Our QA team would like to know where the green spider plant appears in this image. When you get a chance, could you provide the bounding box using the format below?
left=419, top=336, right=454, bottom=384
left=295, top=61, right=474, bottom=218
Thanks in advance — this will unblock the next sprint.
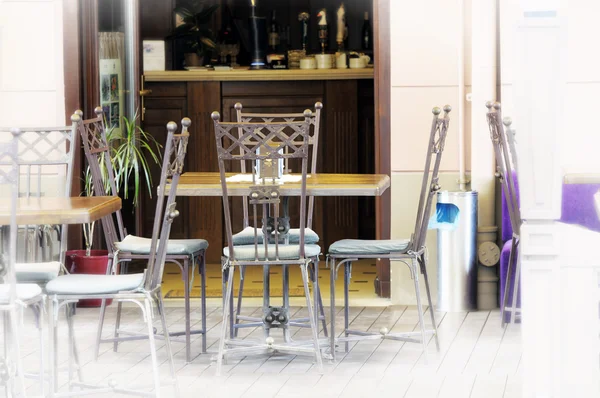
left=81, top=112, right=162, bottom=253
left=112, top=113, right=162, bottom=208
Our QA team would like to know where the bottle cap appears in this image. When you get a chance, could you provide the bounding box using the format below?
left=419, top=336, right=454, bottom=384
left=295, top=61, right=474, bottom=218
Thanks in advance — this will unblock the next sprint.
left=364, top=11, right=369, bottom=20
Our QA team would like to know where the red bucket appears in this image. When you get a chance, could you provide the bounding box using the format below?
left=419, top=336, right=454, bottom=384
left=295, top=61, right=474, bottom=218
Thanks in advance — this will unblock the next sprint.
left=65, top=250, right=113, bottom=308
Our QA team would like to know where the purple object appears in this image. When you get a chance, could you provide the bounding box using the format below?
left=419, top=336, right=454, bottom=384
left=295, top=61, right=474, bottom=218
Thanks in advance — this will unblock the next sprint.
left=499, top=178, right=600, bottom=321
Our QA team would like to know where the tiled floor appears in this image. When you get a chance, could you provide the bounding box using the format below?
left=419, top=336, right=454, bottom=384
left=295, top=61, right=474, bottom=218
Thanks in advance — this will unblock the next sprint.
left=13, top=303, right=522, bottom=397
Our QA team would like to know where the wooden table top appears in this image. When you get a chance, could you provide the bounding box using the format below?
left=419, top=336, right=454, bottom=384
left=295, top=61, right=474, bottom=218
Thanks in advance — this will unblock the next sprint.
left=172, top=172, right=391, bottom=197
left=0, top=196, right=122, bottom=225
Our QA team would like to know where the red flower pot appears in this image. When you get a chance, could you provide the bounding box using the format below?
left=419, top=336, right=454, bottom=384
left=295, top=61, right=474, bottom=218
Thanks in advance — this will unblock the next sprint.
left=65, top=250, right=113, bottom=308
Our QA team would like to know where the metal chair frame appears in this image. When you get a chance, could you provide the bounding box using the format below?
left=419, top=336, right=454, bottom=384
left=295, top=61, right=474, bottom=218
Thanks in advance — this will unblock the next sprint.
left=327, top=106, right=452, bottom=359
left=232, top=102, right=327, bottom=339
left=0, top=130, right=46, bottom=397
left=212, top=111, right=324, bottom=376
left=78, top=108, right=206, bottom=363
left=0, top=121, right=77, bottom=266
left=486, top=101, right=522, bottom=326
left=46, top=120, right=189, bottom=397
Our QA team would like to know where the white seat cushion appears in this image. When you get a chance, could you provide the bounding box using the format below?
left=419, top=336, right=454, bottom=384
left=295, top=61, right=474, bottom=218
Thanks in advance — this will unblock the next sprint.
left=45, top=273, right=144, bottom=295
left=223, top=244, right=321, bottom=261
left=15, top=261, right=61, bottom=283
left=231, top=227, right=320, bottom=245
left=328, top=239, right=411, bottom=255
left=114, top=235, right=208, bottom=255
left=0, top=284, right=42, bottom=304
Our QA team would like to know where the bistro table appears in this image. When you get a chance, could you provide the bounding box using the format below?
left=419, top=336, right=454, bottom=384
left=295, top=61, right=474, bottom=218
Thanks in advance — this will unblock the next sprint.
left=171, top=172, right=390, bottom=197
left=0, top=196, right=122, bottom=225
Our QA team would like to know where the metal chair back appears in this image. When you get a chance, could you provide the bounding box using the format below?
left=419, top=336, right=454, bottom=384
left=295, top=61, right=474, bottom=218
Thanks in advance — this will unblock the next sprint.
left=234, top=102, right=322, bottom=229
left=1, top=119, right=77, bottom=263
left=0, top=130, right=22, bottom=304
left=144, top=119, right=190, bottom=291
left=212, top=111, right=312, bottom=263
left=486, top=102, right=521, bottom=236
left=77, top=108, right=127, bottom=252
left=411, top=106, right=452, bottom=253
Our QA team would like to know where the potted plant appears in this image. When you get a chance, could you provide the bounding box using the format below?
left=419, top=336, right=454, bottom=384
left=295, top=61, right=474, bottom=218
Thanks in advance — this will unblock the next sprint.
left=170, top=2, right=219, bottom=67
left=68, top=112, right=161, bottom=307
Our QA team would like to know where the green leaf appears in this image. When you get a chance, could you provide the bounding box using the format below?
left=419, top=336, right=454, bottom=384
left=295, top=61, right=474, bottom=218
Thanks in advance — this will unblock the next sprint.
left=173, top=6, right=194, bottom=19
left=194, top=4, right=219, bottom=24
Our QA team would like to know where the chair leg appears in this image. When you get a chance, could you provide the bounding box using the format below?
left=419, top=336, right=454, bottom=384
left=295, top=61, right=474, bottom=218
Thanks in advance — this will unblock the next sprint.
left=183, top=257, right=191, bottom=363
left=143, top=298, right=162, bottom=397
left=509, top=238, right=521, bottom=325
left=412, top=257, right=428, bottom=359
left=501, top=237, right=517, bottom=327
left=312, top=261, right=328, bottom=337
left=8, top=307, right=27, bottom=398
left=329, top=257, right=337, bottom=361
left=420, top=255, right=440, bottom=352
left=300, top=262, right=323, bottom=372
left=217, top=264, right=234, bottom=376
left=262, top=264, right=271, bottom=339
left=200, top=253, right=207, bottom=353
left=234, top=265, right=246, bottom=338
left=343, top=262, right=350, bottom=353
left=282, top=264, right=292, bottom=343
left=156, top=292, right=180, bottom=398
left=36, top=302, right=45, bottom=396
left=113, top=301, right=123, bottom=352
left=95, top=298, right=108, bottom=360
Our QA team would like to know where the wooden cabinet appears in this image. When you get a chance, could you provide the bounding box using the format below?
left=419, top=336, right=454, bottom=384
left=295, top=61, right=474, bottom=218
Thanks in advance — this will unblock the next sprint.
left=143, top=78, right=374, bottom=264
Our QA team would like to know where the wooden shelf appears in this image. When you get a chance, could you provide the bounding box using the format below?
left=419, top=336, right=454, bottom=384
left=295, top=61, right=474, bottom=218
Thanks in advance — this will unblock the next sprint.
left=144, top=67, right=374, bottom=82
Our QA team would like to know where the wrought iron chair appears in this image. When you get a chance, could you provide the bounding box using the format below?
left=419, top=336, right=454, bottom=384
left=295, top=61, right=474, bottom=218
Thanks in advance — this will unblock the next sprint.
left=0, top=120, right=78, bottom=284
left=327, top=105, right=451, bottom=359
left=45, top=119, right=189, bottom=397
left=212, top=111, right=324, bottom=375
left=486, top=101, right=521, bottom=326
left=230, top=102, right=327, bottom=338
left=0, top=129, right=46, bottom=396
left=78, top=108, right=207, bottom=362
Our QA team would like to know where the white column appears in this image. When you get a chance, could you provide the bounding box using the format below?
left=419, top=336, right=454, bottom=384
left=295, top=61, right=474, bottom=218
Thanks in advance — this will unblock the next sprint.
left=512, top=2, right=569, bottom=396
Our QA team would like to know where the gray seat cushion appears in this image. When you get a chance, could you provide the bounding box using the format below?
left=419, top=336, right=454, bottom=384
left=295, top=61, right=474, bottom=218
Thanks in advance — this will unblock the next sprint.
left=223, top=244, right=321, bottom=261
left=0, top=284, right=42, bottom=303
left=114, top=235, right=208, bottom=255
left=15, top=261, right=61, bottom=283
left=328, top=239, right=411, bottom=255
left=45, top=273, right=144, bottom=295
left=231, top=227, right=320, bottom=245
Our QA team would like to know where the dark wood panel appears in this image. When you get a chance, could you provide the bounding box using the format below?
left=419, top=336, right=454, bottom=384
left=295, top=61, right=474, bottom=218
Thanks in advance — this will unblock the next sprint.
left=222, top=81, right=323, bottom=97
left=141, top=98, right=188, bottom=240
left=64, top=0, right=82, bottom=251
left=323, top=80, right=359, bottom=246
left=146, top=82, right=187, bottom=97
left=187, top=82, right=223, bottom=263
left=141, top=0, right=175, bottom=39
left=358, top=79, right=375, bottom=240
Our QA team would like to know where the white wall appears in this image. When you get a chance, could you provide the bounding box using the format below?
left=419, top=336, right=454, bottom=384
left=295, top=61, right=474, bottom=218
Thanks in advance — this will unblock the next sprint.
left=389, top=0, right=498, bottom=305
left=501, top=0, right=600, bottom=175
left=0, top=0, right=65, bottom=128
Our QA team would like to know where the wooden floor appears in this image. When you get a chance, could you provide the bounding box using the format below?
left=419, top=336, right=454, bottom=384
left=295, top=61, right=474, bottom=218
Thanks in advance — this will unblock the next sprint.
left=14, top=304, right=522, bottom=397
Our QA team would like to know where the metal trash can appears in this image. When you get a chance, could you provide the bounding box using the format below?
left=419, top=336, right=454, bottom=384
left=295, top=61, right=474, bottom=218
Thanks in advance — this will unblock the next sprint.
left=436, top=191, right=478, bottom=312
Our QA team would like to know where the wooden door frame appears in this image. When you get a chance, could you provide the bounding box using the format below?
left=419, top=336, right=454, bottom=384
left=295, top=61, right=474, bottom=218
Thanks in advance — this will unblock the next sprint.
left=64, top=0, right=83, bottom=251
left=374, top=0, right=391, bottom=298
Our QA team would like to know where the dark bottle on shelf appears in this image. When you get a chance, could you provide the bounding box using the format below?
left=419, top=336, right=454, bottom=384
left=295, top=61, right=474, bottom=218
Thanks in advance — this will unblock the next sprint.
left=362, top=11, right=372, bottom=50
left=269, top=10, right=280, bottom=52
